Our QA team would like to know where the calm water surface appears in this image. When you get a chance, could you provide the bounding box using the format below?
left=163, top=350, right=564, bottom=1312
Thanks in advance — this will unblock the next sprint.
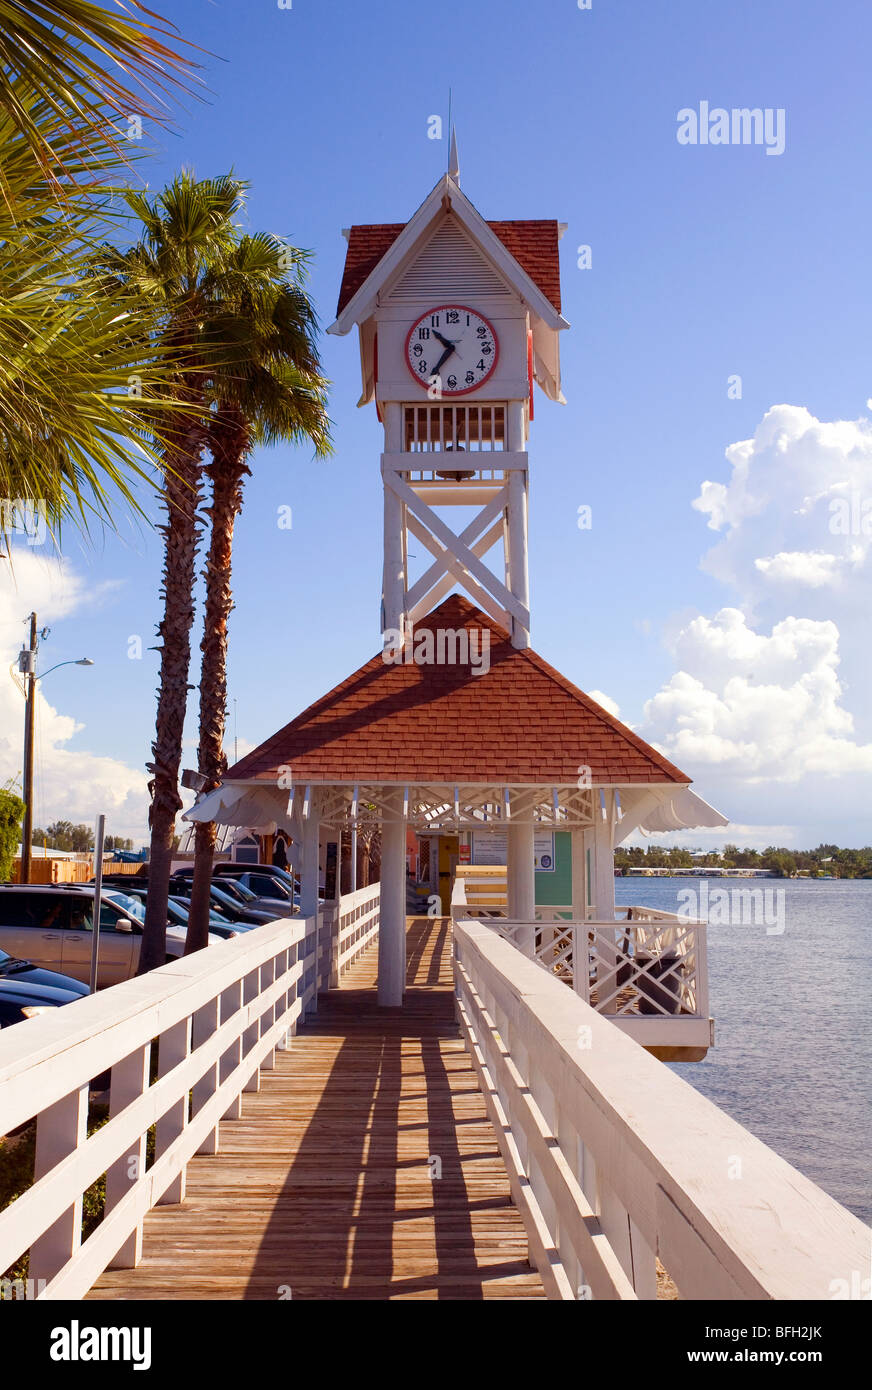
left=616, top=877, right=871, bottom=1224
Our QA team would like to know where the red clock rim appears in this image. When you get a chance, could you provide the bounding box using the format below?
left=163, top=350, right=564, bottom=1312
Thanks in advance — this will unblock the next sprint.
left=403, top=304, right=500, bottom=397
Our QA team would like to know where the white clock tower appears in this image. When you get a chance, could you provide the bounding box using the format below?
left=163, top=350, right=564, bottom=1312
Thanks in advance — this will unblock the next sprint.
left=329, top=139, right=568, bottom=649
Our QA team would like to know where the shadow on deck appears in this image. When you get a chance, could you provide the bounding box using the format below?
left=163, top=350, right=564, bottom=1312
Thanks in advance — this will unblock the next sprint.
left=88, top=917, right=544, bottom=1301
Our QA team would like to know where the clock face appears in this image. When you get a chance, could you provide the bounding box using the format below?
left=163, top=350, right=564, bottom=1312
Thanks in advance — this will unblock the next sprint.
left=405, top=305, right=499, bottom=396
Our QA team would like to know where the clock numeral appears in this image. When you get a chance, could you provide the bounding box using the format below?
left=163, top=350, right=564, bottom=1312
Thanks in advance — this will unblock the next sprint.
left=418, top=360, right=429, bottom=374
left=447, top=374, right=457, bottom=389
left=430, top=314, right=440, bottom=327
left=465, top=371, right=475, bottom=385
left=446, top=310, right=459, bottom=324
left=476, top=360, right=486, bottom=371
left=466, top=314, right=470, bottom=325
left=418, top=328, right=430, bottom=340
left=412, top=343, right=423, bottom=357
left=476, top=326, right=486, bottom=336
left=481, top=343, right=492, bottom=354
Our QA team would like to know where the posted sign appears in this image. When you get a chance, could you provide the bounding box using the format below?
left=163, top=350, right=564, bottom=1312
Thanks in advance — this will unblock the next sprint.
left=473, top=829, right=555, bottom=872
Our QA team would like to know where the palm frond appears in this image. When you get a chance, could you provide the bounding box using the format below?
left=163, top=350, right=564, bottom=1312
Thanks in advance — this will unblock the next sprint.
left=0, top=0, right=204, bottom=185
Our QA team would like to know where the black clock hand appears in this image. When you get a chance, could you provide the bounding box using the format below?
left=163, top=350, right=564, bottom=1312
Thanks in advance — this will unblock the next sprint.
left=432, top=330, right=453, bottom=349
left=433, top=343, right=456, bottom=373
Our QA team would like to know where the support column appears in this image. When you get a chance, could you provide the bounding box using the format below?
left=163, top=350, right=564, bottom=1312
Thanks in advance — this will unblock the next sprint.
left=506, top=401, right=530, bottom=650
left=592, top=792, right=619, bottom=1015
left=382, top=403, right=405, bottom=637
left=350, top=824, right=358, bottom=892
left=378, top=787, right=406, bottom=1007
left=571, top=828, right=587, bottom=922
left=507, top=790, right=535, bottom=956
left=592, top=794, right=616, bottom=920
left=300, top=794, right=320, bottom=1009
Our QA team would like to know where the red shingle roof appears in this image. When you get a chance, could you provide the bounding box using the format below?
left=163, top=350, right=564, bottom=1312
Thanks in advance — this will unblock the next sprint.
left=228, top=597, right=688, bottom=787
left=337, top=220, right=562, bottom=316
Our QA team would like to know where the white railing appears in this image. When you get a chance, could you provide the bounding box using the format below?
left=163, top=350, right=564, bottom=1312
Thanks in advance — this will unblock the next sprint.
left=0, top=886, right=380, bottom=1300
left=453, top=919, right=870, bottom=1300
left=452, top=880, right=710, bottom=1053
left=327, top=882, right=380, bottom=986
left=404, top=402, right=506, bottom=452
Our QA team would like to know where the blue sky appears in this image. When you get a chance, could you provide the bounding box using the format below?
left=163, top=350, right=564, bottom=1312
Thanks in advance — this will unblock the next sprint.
left=2, top=0, right=871, bottom=847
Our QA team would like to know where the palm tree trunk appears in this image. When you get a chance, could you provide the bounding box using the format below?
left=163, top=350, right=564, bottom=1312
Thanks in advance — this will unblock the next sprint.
left=187, top=424, right=247, bottom=951
left=139, top=431, right=203, bottom=973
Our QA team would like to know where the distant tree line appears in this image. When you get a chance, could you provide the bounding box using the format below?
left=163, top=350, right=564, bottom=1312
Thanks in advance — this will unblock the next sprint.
left=31, top=822, right=134, bottom=854
left=615, top=843, right=872, bottom=878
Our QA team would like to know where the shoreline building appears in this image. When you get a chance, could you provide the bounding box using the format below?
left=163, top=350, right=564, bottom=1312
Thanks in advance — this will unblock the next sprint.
left=187, top=145, right=728, bottom=1030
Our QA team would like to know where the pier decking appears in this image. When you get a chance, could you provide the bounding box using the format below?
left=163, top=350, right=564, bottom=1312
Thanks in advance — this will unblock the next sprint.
left=87, top=918, right=545, bottom=1301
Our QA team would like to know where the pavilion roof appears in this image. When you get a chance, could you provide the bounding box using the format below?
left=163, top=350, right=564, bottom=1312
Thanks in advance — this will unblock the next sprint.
left=336, top=219, right=563, bottom=317
left=227, top=596, right=689, bottom=788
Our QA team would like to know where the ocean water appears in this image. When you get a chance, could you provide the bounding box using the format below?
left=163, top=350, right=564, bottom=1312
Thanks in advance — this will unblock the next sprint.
left=616, top=876, right=871, bottom=1225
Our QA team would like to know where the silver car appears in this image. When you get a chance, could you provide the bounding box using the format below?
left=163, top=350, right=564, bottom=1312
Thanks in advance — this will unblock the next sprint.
left=0, top=886, right=223, bottom=988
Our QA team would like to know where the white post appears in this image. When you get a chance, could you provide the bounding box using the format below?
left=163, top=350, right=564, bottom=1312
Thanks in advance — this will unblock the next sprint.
left=300, top=798, right=320, bottom=1010
left=592, top=792, right=619, bottom=1014
left=350, top=824, right=358, bottom=892
left=571, top=827, right=586, bottom=920
left=28, top=1085, right=89, bottom=1285
left=155, top=1017, right=191, bottom=1204
left=570, top=826, right=588, bottom=997
left=378, top=786, right=406, bottom=1007
left=507, top=790, right=535, bottom=955
left=592, top=793, right=616, bottom=920
left=105, top=1042, right=151, bottom=1267
left=506, top=401, right=530, bottom=650
left=382, top=403, right=405, bottom=636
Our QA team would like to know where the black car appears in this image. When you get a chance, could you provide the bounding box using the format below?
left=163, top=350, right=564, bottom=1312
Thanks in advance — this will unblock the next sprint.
left=168, top=877, right=277, bottom=926
left=211, top=864, right=300, bottom=903
left=0, top=947, right=88, bottom=1027
left=171, top=869, right=296, bottom=917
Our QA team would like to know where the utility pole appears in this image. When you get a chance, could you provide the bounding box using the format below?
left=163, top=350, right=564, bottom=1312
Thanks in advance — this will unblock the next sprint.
left=19, top=612, right=38, bottom=885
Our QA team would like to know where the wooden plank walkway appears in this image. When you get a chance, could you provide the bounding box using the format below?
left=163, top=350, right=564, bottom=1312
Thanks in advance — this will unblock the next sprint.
left=88, top=917, right=545, bottom=1300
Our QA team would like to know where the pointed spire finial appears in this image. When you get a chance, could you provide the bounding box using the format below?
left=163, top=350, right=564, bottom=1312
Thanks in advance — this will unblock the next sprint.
left=448, top=125, right=460, bottom=183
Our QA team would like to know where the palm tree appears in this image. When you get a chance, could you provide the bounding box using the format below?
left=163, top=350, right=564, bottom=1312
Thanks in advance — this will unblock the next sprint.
left=0, top=0, right=199, bottom=186
left=0, top=0, right=202, bottom=546
left=0, top=84, right=192, bottom=549
left=98, top=174, right=247, bottom=971
left=185, top=236, right=331, bottom=950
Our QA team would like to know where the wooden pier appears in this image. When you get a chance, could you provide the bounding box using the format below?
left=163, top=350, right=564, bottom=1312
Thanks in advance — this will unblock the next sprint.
left=87, top=919, right=544, bottom=1301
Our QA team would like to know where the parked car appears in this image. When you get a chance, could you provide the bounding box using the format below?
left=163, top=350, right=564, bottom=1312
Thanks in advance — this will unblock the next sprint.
left=0, top=885, right=223, bottom=987
left=211, top=863, right=301, bottom=905
left=119, top=884, right=238, bottom=932
left=210, top=863, right=329, bottom=905
left=168, top=877, right=281, bottom=926
left=0, top=947, right=88, bottom=1027
left=168, top=896, right=260, bottom=939
left=171, top=868, right=296, bottom=917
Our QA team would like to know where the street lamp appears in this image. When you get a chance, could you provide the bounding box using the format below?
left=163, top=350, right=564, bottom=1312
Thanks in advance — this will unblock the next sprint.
left=18, top=612, right=94, bottom=884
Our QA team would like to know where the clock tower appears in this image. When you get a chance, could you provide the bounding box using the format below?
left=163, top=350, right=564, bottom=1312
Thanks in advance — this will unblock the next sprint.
left=329, top=140, right=568, bottom=650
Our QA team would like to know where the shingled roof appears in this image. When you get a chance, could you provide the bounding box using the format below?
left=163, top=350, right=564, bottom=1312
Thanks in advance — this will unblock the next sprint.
left=337, top=220, right=562, bottom=317
left=228, top=596, right=688, bottom=787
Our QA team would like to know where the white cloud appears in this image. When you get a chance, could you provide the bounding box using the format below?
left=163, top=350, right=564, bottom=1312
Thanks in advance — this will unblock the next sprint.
left=692, top=404, right=872, bottom=602
left=625, top=824, right=799, bottom=851
left=753, top=549, right=850, bottom=588
left=642, top=606, right=872, bottom=782
left=588, top=688, right=621, bottom=719
left=0, top=551, right=150, bottom=841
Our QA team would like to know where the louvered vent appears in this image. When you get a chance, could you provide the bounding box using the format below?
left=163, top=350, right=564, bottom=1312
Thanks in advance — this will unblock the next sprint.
left=387, top=221, right=512, bottom=302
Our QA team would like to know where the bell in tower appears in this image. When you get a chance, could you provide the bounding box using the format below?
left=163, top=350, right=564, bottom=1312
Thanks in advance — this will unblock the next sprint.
left=328, top=134, right=569, bottom=650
